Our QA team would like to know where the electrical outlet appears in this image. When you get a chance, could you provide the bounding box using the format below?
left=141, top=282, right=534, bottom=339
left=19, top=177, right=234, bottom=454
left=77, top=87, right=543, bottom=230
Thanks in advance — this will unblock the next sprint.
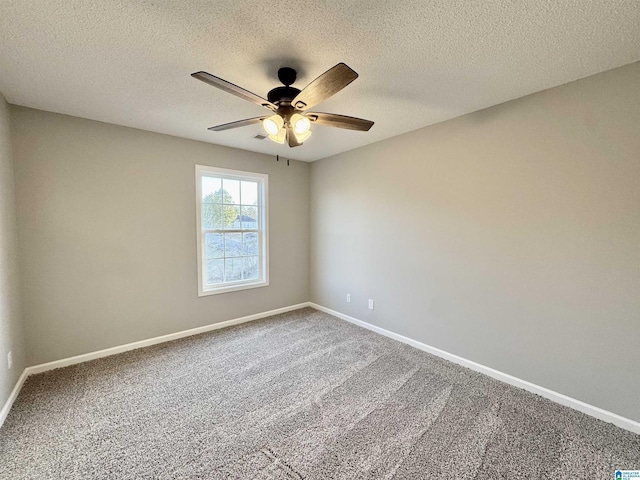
left=368, top=299, right=374, bottom=310
left=346, top=293, right=351, bottom=303
left=7, top=351, right=12, bottom=370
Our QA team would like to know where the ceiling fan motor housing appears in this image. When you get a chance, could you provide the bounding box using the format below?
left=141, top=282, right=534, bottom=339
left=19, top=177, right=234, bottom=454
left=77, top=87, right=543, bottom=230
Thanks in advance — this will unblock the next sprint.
left=267, top=86, right=301, bottom=105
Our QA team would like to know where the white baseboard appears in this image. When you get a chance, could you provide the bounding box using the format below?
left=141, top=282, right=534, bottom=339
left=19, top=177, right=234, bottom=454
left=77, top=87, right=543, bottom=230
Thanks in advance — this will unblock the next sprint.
left=310, top=303, right=640, bottom=435
left=0, top=302, right=310, bottom=429
left=0, top=369, right=29, bottom=429
left=26, top=302, right=311, bottom=376
left=4, top=301, right=638, bottom=436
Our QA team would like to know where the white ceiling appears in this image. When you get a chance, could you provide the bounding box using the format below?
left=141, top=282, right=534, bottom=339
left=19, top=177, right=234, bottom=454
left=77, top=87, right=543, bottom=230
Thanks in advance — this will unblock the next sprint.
left=1, top=1, right=639, bottom=162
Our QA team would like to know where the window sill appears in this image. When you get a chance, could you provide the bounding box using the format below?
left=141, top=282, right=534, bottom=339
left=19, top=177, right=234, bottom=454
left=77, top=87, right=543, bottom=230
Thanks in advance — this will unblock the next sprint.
left=198, top=280, right=269, bottom=297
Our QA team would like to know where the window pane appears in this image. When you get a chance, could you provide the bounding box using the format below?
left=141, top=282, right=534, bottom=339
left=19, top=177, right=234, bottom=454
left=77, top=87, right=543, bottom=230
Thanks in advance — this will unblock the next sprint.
left=241, top=181, right=258, bottom=206
left=225, top=257, right=243, bottom=282
left=241, top=205, right=258, bottom=229
left=205, top=259, right=224, bottom=285
left=224, top=232, right=243, bottom=257
left=222, top=179, right=240, bottom=205
left=243, top=232, right=258, bottom=255
left=224, top=206, right=240, bottom=229
left=207, top=188, right=228, bottom=205
left=243, top=256, right=259, bottom=280
left=205, top=233, right=224, bottom=259
left=202, top=204, right=225, bottom=229
left=202, top=177, right=221, bottom=201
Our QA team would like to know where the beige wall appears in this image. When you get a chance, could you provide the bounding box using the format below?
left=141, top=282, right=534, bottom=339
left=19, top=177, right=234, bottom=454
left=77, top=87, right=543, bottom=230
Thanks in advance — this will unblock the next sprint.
left=0, top=93, right=25, bottom=408
left=310, top=63, right=640, bottom=421
left=6, top=63, right=639, bottom=423
left=11, top=107, right=310, bottom=365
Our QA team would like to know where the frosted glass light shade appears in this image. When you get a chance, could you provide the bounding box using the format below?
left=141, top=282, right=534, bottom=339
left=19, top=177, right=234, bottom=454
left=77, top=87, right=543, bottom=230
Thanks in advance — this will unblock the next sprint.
left=291, top=113, right=311, bottom=135
left=293, top=129, right=311, bottom=143
left=269, top=128, right=286, bottom=144
left=263, top=115, right=284, bottom=135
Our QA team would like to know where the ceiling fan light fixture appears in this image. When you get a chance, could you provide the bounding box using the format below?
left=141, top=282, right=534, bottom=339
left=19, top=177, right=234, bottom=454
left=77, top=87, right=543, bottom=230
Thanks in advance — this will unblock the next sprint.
left=263, top=115, right=283, bottom=136
left=293, top=129, right=311, bottom=143
left=291, top=113, right=311, bottom=135
left=269, top=128, right=286, bottom=144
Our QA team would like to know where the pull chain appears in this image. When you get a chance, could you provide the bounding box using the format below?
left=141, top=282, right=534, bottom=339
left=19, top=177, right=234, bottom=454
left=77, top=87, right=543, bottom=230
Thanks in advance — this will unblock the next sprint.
left=276, top=154, right=290, bottom=166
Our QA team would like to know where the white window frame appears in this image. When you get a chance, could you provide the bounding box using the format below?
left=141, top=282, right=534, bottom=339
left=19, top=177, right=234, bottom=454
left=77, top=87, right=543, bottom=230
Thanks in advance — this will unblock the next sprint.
left=195, top=165, right=269, bottom=296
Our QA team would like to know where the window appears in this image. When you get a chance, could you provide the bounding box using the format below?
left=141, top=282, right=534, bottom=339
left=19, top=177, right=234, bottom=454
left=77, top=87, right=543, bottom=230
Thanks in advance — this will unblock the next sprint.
left=195, top=165, right=268, bottom=296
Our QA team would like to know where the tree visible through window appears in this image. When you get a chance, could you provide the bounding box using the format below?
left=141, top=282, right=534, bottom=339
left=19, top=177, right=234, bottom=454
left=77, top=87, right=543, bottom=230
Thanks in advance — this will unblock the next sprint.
left=196, top=165, right=268, bottom=295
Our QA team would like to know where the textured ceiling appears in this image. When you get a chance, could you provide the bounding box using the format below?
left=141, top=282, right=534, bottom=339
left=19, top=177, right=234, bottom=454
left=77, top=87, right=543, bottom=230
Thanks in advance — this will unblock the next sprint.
left=1, top=1, right=639, bottom=161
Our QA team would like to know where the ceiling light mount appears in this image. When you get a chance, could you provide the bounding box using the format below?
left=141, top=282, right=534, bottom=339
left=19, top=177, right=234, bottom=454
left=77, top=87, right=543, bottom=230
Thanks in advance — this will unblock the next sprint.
left=277, top=67, right=297, bottom=87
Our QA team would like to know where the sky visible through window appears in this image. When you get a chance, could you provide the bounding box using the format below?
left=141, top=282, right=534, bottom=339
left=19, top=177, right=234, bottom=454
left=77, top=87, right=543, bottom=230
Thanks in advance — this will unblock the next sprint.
left=201, top=176, right=258, bottom=206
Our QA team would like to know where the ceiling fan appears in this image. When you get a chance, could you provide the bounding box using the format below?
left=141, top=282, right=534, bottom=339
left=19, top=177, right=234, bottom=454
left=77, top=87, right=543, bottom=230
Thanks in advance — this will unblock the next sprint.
left=191, top=63, right=374, bottom=147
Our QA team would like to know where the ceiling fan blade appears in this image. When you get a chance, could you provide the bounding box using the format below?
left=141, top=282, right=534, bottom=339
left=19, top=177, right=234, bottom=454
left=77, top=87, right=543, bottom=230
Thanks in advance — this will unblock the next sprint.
left=207, top=117, right=265, bottom=131
left=287, top=125, right=302, bottom=147
left=291, top=63, right=358, bottom=111
left=307, top=112, right=374, bottom=131
left=192, top=71, right=277, bottom=111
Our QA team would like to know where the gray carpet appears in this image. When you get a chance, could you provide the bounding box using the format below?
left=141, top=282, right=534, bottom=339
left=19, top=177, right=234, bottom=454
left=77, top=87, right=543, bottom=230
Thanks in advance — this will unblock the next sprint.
left=1, top=307, right=638, bottom=479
